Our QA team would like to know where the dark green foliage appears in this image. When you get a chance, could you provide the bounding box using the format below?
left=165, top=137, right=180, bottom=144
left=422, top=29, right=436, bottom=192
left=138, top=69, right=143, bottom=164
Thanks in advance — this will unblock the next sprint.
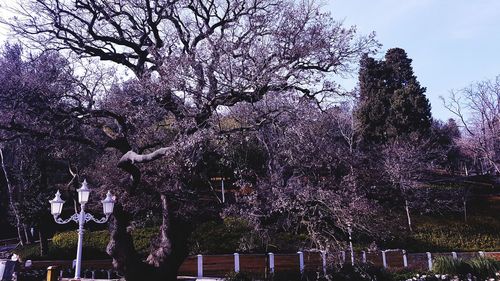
left=386, top=215, right=500, bottom=252
left=187, top=217, right=255, bottom=254
left=188, top=218, right=310, bottom=254
left=224, top=271, right=254, bottom=281
left=432, top=256, right=471, bottom=276
left=389, top=269, right=425, bottom=281
left=329, top=264, right=394, bottom=281
left=267, top=232, right=309, bottom=253
left=430, top=119, right=463, bottom=172
left=467, top=257, right=500, bottom=279
left=432, top=256, right=500, bottom=279
left=223, top=265, right=395, bottom=281
left=356, top=48, right=432, bottom=144
left=14, top=227, right=158, bottom=260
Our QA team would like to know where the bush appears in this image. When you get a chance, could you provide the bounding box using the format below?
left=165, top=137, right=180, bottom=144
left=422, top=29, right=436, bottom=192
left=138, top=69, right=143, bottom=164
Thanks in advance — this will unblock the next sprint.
left=388, top=215, right=500, bottom=252
left=389, top=268, right=423, bottom=281
left=15, top=227, right=158, bottom=260
left=188, top=218, right=255, bottom=254
left=224, top=271, right=254, bottom=281
left=432, top=256, right=500, bottom=280
left=223, top=265, right=396, bottom=281
left=432, top=256, right=470, bottom=276
left=52, top=230, right=109, bottom=251
left=330, top=264, right=394, bottom=281
left=129, top=227, right=158, bottom=255
left=467, top=257, right=500, bottom=279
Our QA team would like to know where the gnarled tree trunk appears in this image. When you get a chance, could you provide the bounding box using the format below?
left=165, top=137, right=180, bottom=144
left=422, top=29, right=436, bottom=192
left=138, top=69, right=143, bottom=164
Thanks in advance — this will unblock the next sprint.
left=107, top=194, right=190, bottom=281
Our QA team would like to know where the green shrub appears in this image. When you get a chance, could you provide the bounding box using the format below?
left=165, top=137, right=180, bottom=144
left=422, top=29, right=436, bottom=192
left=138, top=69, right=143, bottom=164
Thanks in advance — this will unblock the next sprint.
left=15, top=227, right=158, bottom=260
left=52, top=230, right=109, bottom=250
left=224, top=271, right=254, bottom=281
left=432, top=256, right=470, bottom=276
left=432, top=256, right=500, bottom=279
left=389, top=268, right=423, bottom=281
left=388, top=215, right=500, bottom=252
left=467, top=257, right=500, bottom=279
left=267, top=233, right=309, bottom=253
left=131, top=227, right=158, bottom=255
left=188, top=218, right=254, bottom=254
left=328, top=264, right=394, bottom=281
left=13, top=243, right=43, bottom=260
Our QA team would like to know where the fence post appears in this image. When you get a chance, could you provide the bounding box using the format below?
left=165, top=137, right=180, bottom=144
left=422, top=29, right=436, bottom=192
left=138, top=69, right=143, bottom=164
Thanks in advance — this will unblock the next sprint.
left=402, top=250, right=408, bottom=267
left=382, top=250, right=387, bottom=268
left=197, top=254, right=203, bottom=277
left=234, top=253, right=240, bottom=273
left=297, top=251, right=304, bottom=273
left=426, top=252, right=432, bottom=271
left=451, top=252, right=457, bottom=260
left=268, top=253, right=275, bottom=274
left=478, top=251, right=485, bottom=257
left=362, top=251, right=366, bottom=263
left=47, top=266, right=58, bottom=281
left=321, top=251, right=326, bottom=275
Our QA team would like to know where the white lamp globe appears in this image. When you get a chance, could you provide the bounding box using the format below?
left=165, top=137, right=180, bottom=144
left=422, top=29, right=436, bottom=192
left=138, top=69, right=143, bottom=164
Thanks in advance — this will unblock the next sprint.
left=77, top=179, right=91, bottom=204
left=49, top=190, right=65, bottom=216
left=101, top=191, right=115, bottom=216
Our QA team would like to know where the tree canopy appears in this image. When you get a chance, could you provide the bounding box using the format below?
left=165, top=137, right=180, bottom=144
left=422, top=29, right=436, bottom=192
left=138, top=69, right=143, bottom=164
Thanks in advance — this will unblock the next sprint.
left=356, top=48, right=432, bottom=144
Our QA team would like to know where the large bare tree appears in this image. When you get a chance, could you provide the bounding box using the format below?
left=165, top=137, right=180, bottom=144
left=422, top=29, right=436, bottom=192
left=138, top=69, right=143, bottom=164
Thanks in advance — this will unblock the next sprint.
left=219, top=95, right=389, bottom=254
left=1, top=0, right=377, bottom=279
left=442, top=76, right=500, bottom=175
left=382, top=139, right=434, bottom=232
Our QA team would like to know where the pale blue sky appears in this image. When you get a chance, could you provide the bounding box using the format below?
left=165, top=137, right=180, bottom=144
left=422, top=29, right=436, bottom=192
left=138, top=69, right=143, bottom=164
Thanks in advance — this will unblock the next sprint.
left=328, top=0, right=500, bottom=120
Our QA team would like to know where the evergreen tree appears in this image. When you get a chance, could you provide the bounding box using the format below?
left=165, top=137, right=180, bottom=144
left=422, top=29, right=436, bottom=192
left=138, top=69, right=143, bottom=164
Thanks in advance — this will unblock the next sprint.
left=356, top=48, right=432, bottom=144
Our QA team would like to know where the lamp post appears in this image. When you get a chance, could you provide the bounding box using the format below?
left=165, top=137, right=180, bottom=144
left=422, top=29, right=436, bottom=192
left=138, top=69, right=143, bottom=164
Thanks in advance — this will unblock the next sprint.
left=49, top=180, right=115, bottom=280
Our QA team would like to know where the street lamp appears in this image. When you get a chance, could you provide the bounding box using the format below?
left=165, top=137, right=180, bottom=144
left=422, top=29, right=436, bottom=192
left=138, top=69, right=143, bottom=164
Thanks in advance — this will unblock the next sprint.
left=49, top=179, right=115, bottom=280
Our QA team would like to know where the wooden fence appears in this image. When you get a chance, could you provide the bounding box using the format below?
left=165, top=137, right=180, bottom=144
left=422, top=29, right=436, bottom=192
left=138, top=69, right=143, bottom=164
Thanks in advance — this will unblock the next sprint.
left=21, top=250, right=500, bottom=278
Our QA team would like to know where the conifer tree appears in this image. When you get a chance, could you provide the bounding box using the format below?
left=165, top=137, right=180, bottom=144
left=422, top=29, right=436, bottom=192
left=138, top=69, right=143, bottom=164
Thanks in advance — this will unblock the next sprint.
left=356, top=48, right=432, bottom=144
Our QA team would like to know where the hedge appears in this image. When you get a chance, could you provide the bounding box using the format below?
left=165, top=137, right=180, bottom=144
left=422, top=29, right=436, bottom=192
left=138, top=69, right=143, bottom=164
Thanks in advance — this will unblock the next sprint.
left=15, top=227, right=158, bottom=260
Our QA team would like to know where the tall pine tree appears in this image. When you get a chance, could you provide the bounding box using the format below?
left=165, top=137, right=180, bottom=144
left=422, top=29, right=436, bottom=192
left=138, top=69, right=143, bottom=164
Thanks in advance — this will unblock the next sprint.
left=356, top=48, right=432, bottom=144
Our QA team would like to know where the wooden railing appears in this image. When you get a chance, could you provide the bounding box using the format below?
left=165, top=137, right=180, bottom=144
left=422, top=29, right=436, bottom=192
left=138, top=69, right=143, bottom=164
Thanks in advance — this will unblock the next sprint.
left=20, top=250, right=500, bottom=278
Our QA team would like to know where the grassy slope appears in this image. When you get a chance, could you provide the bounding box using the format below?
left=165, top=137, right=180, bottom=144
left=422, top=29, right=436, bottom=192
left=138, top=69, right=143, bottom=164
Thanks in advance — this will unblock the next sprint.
left=387, top=176, right=500, bottom=252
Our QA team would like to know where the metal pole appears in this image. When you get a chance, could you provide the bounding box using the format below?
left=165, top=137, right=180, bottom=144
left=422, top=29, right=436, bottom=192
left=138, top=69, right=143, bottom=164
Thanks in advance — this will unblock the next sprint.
left=74, top=204, right=85, bottom=279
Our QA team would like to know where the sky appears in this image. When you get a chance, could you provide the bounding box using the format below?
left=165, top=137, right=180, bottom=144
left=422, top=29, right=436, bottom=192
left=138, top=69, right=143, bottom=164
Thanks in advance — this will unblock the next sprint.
left=1, top=1, right=499, bottom=121
left=327, top=0, right=500, bottom=120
